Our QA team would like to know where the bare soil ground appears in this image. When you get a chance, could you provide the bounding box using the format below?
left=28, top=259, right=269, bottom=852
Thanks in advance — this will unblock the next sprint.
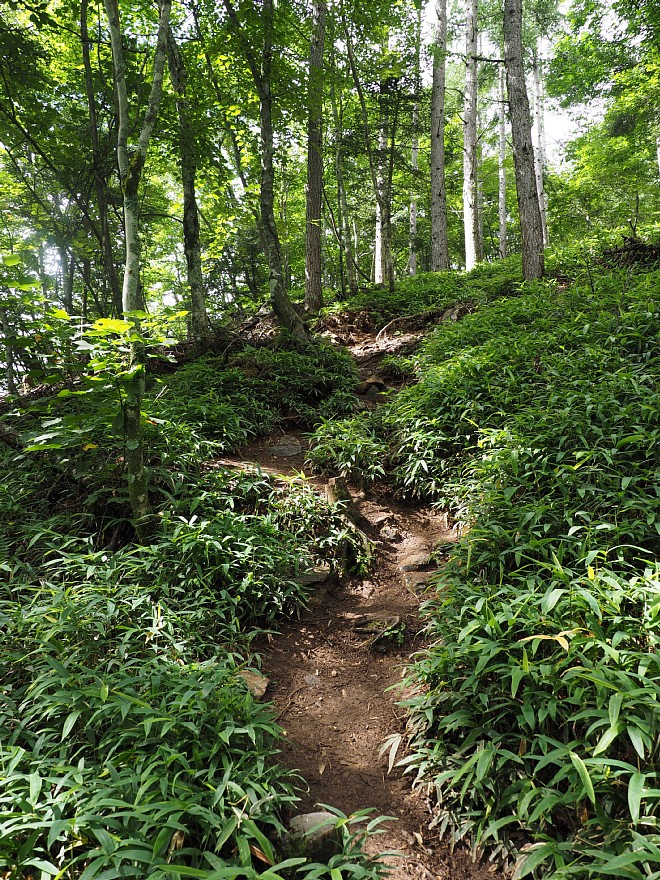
left=221, top=329, right=505, bottom=879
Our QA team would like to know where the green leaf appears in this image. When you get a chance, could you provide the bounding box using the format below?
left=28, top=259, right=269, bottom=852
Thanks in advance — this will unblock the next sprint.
left=570, top=752, right=596, bottom=805
left=609, top=692, right=624, bottom=728
left=628, top=772, right=646, bottom=825
left=628, top=726, right=646, bottom=759
left=62, top=710, right=82, bottom=739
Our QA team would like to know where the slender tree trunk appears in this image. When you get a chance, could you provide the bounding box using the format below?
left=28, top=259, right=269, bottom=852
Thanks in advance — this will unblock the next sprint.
left=342, top=7, right=392, bottom=289
left=504, top=0, right=545, bottom=280
left=58, top=246, right=75, bottom=313
left=104, top=0, right=171, bottom=540
left=222, top=0, right=309, bottom=339
left=430, top=0, right=450, bottom=270
left=463, top=0, right=479, bottom=270
left=304, top=0, right=326, bottom=312
left=408, top=7, right=421, bottom=276
left=498, top=63, right=507, bottom=259
left=383, top=77, right=399, bottom=291
left=81, top=0, right=123, bottom=316
left=1, top=307, right=16, bottom=395
left=329, top=37, right=358, bottom=295
left=533, top=49, right=549, bottom=246
left=166, top=26, right=209, bottom=347
left=374, top=123, right=386, bottom=283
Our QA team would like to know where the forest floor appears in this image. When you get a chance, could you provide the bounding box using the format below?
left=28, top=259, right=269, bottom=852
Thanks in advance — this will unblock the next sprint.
left=221, top=325, right=504, bottom=880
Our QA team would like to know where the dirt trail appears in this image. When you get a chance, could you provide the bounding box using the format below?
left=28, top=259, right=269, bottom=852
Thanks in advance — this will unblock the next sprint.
left=223, top=329, right=503, bottom=880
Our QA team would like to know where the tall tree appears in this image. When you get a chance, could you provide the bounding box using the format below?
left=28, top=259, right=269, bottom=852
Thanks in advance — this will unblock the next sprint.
left=222, top=0, right=309, bottom=339
left=304, top=0, right=326, bottom=312
left=328, top=33, right=358, bottom=295
left=498, top=63, right=507, bottom=258
left=408, top=6, right=422, bottom=276
left=532, top=48, right=549, bottom=245
left=463, top=0, right=480, bottom=269
left=430, top=0, right=450, bottom=270
left=104, top=0, right=172, bottom=538
left=503, top=0, right=545, bottom=279
left=166, top=23, right=209, bottom=348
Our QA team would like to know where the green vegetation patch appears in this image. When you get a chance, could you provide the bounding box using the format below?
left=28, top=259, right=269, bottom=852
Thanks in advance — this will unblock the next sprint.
left=311, top=259, right=660, bottom=877
left=402, top=265, right=660, bottom=878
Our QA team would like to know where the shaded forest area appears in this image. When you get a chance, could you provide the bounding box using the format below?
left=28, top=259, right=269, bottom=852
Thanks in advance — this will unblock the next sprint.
left=1, top=0, right=660, bottom=878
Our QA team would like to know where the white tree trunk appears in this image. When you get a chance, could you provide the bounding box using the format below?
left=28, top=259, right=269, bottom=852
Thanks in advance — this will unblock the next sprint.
left=408, top=7, right=421, bottom=276
left=498, top=63, right=507, bottom=259
left=463, top=0, right=479, bottom=270
left=104, top=0, right=172, bottom=539
left=374, top=124, right=386, bottom=283
left=533, top=50, right=549, bottom=246
left=430, top=0, right=450, bottom=270
left=304, top=0, right=326, bottom=311
left=504, top=0, right=545, bottom=280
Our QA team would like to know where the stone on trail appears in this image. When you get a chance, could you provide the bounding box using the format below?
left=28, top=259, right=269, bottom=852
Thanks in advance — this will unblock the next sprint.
left=398, top=551, right=432, bottom=572
left=237, top=669, right=270, bottom=698
left=286, top=811, right=343, bottom=860
left=269, top=435, right=302, bottom=457
left=295, top=565, right=332, bottom=585
left=355, top=374, right=387, bottom=395
left=403, top=571, right=433, bottom=594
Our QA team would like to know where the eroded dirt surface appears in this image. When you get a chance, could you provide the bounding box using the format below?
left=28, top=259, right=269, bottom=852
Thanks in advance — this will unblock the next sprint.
left=221, top=328, right=504, bottom=879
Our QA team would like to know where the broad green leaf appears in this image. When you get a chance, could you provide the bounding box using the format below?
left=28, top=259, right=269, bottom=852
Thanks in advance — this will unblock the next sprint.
left=570, top=752, right=596, bottom=805
left=628, top=772, right=646, bottom=825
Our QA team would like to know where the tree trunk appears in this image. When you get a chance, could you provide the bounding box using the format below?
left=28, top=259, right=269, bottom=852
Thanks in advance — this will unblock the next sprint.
left=533, top=49, right=549, bottom=246
left=342, top=8, right=393, bottom=289
left=81, top=0, right=123, bottom=316
left=1, top=307, right=16, bottom=396
left=304, top=0, right=326, bottom=312
left=504, top=0, right=545, bottom=280
left=166, top=26, right=209, bottom=347
left=374, top=123, right=386, bottom=284
left=408, top=7, right=421, bottom=276
left=463, top=0, right=479, bottom=270
left=104, top=0, right=171, bottom=540
left=329, top=36, right=358, bottom=296
left=222, top=0, right=309, bottom=339
left=430, top=0, right=450, bottom=270
left=498, top=63, right=507, bottom=259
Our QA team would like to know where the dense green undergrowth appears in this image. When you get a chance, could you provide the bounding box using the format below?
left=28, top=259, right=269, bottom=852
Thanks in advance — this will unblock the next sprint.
left=320, top=256, right=525, bottom=327
left=310, top=253, right=660, bottom=877
left=0, top=341, right=380, bottom=879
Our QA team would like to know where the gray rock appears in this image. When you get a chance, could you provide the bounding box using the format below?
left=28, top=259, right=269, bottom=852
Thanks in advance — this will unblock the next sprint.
left=381, top=525, right=402, bottom=541
left=398, top=552, right=432, bottom=572
left=287, top=812, right=342, bottom=860
left=304, top=673, right=320, bottom=687
left=269, top=435, right=302, bottom=457
left=403, top=571, right=433, bottom=594
left=237, top=669, right=269, bottom=698
left=295, top=566, right=332, bottom=585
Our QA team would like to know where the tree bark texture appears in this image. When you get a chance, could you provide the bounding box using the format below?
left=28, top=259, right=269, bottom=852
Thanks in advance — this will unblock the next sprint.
left=1, top=307, right=16, bottom=395
left=408, top=7, right=421, bottom=276
left=81, top=0, right=123, bottom=317
left=533, top=50, right=549, bottom=246
left=222, top=0, right=309, bottom=339
left=498, top=63, right=507, bottom=259
left=463, top=0, right=480, bottom=270
left=104, top=0, right=171, bottom=540
left=166, top=26, right=209, bottom=346
left=504, top=0, right=545, bottom=280
left=342, top=9, right=393, bottom=289
left=304, top=0, right=326, bottom=312
left=430, top=0, right=450, bottom=270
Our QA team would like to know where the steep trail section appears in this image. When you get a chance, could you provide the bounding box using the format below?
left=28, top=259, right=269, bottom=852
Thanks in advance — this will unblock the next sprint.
left=219, top=328, right=503, bottom=880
